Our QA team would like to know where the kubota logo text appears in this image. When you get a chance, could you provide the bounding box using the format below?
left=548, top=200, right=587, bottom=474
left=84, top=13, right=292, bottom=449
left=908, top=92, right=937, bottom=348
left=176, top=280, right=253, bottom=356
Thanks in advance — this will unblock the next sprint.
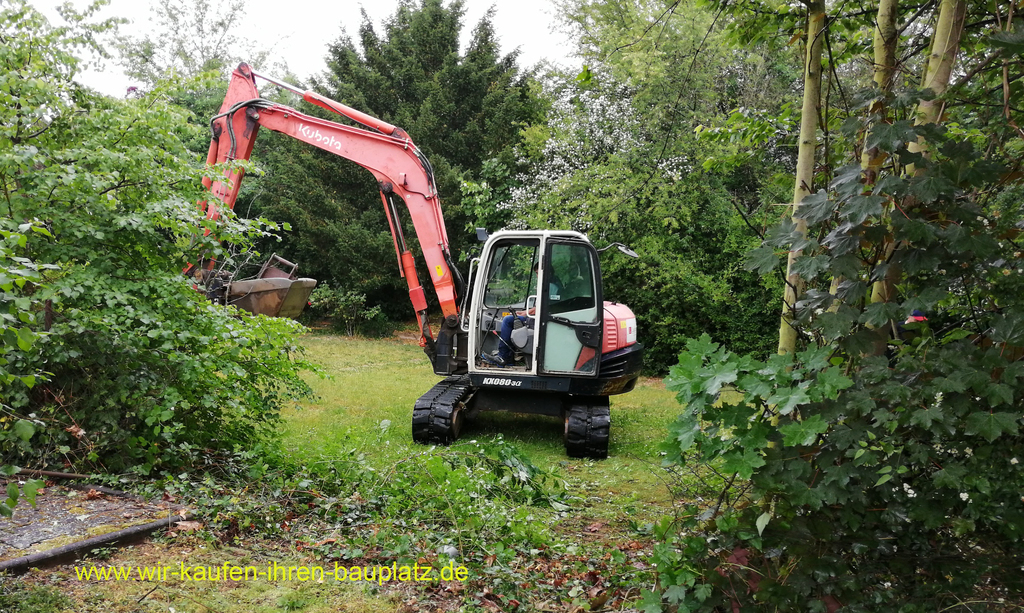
left=298, top=124, right=343, bottom=150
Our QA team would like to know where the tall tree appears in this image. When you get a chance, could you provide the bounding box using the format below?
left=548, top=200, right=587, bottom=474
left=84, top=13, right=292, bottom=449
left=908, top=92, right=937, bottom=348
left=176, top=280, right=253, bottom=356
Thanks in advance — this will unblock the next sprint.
left=115, top=0, right=280, bottom=159
left=656, top=0, right=1024, bottom=608
left=495, top=0, right=797, bottom=368
left=777, top=0, right=825, bottom=355
left=117, top=0, right=265, bottom=86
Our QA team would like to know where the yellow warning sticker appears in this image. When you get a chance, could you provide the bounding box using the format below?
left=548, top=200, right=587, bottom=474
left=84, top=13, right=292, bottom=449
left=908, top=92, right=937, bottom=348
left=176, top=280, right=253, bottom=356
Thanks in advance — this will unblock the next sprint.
left=435, top=265, right=445, bottom=278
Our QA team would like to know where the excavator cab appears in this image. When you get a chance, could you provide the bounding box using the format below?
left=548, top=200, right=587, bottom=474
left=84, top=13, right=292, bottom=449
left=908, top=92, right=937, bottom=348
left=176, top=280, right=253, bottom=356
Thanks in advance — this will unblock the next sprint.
left=468, top=231, right=603, bottom=377
left=474, top=238, right=541, bottom=370
left=540, top=239, right=603, bottom=375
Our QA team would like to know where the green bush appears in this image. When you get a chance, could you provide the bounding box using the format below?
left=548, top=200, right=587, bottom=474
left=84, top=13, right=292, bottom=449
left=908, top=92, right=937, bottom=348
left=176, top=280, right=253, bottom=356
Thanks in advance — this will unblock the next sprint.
left=0, top=220, right=50, bottom=513
left=650, top=88, right=1024, bottom=610
left=656, top=336, right=1024, bottom=611
left=306, top=285, right=393, bottom=337
left=0, top=1, right=311, bottom=473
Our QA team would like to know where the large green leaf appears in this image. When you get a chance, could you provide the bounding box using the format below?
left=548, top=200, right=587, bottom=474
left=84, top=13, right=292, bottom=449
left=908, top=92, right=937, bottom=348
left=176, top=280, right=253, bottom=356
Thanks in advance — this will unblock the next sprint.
left=798, top=191, right=836, bottom=224
left=701, top=361, right=739, bottom=396
left=721, top=447, right=767, bottom=479
left=840, top=195, right=885, bottom=225
left=791, top=254, right=831, bottom=281
left=909, top=173, right=956, bottom=203
left=779, top=414, right=829, bottom=446
left=668, top=415, right=701, bottom=454
left=989, top=313, right=1024, bottom=346
left=12, top=419, right=35, bottom=443
left=821, top=223, right=862, bottom=255
left=815, top=367, right=853, bottom=399
left=767, top=386, right=811, bottom=415
left=990, top=29, right=1024, bottom=54
left=910, top=405, right=945, bottom=429
left=964, top=412, right=1019, bottom=442
left=743, top=245, right=781, bottom=275
left=865, top=120, right=916, bottom=153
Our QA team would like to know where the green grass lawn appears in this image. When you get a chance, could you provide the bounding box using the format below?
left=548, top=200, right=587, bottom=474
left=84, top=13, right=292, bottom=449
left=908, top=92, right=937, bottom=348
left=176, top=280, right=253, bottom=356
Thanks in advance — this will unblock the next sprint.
left=283, top=333, right=684, bottom=515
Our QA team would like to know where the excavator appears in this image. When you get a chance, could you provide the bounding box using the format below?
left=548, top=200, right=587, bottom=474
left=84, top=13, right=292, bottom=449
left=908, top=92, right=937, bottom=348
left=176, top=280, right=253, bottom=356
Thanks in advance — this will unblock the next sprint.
left=199, top=63, right=644, bottom=458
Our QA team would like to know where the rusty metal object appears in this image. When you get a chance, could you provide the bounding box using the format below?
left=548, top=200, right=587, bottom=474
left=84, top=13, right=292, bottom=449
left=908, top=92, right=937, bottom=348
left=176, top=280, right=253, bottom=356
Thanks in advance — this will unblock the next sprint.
left=257, top=253, right=299, bottom=279
left=226, top=277, right=293, bottom=317
left=221, top=254, right=316, bottom=318
left=277, top=278, right=317, bottom=319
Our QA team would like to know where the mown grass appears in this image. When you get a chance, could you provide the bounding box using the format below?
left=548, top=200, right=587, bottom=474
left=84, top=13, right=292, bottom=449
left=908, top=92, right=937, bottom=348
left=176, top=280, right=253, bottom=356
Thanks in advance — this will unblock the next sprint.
left=283, top=333, right=684, bottom=517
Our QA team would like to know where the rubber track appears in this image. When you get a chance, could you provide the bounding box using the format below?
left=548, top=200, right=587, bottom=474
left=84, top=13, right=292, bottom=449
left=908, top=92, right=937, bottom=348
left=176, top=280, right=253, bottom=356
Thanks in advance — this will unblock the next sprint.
left=564, top=399, right=610, bottom=459
left=412, top=374, right=471, bottom=445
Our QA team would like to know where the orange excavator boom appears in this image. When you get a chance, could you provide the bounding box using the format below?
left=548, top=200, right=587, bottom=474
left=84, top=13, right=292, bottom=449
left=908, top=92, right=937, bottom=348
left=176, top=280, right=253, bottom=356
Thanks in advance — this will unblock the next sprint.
left=201, top=63, right=463, bottom=349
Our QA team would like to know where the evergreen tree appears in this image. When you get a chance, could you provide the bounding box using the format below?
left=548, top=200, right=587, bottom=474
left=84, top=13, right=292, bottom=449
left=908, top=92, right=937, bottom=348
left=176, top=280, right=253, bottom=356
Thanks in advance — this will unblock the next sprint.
left=246, top=0, right=544, bottom=321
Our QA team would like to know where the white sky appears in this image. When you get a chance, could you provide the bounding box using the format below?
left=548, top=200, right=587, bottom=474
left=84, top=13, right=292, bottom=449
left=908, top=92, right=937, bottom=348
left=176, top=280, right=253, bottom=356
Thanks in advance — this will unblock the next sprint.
left=28, top=0, right=578, bottom=98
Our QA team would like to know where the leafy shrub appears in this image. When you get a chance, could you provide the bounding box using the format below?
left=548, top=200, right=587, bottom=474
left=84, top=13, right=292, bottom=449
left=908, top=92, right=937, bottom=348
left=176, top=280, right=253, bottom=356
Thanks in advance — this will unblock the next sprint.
left=656, top=336, right=1023, bottom=611
left=0, top=220, right=50, bottom=513
left=306, top=285, right=393, bottom=337
left=0, top=1, right=311, bottom=473
left=649, top=68, right=1024, bottom=613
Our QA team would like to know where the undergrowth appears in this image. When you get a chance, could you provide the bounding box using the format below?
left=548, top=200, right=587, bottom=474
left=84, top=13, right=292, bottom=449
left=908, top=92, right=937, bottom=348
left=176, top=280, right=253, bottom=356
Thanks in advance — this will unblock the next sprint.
left=92, top=436, right=661, bottom=611
left=0, top=579, right=70, bottom=613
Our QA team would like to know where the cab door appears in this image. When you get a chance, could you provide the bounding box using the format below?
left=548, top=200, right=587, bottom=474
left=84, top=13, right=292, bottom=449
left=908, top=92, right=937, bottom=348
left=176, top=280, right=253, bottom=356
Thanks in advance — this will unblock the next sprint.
left=538, top=239, right=603, bottom=376
left=470, top=238, right=540, bottom=372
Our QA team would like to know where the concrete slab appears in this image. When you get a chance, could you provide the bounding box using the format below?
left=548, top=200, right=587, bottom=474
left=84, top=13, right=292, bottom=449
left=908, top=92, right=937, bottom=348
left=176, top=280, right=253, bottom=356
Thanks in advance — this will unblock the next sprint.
left=0, top=479, right=179, bottom=562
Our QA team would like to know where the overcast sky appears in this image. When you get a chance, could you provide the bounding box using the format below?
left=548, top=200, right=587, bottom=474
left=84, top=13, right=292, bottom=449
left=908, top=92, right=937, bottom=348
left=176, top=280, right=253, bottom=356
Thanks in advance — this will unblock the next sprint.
left=28, top=0, right=578, bottom=98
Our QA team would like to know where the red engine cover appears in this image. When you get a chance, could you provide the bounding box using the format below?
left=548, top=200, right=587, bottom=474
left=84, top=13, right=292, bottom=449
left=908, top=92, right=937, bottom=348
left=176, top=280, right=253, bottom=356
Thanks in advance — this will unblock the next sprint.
left=602, top=301, right=638, bottom=354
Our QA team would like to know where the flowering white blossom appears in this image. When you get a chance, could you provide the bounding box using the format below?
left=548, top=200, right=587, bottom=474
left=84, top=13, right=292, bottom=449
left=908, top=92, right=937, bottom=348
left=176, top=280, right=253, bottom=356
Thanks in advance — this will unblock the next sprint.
left=960, top=492, right=970, bottom=502
left=1012, top=457, right=1019, bottom=465
left=500, top=75, right=647, bottom=231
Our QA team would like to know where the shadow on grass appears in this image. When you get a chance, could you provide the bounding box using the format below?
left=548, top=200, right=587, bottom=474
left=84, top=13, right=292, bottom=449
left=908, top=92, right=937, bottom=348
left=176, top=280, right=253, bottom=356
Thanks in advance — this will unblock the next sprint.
left=462, top=411, right=565, bottom=447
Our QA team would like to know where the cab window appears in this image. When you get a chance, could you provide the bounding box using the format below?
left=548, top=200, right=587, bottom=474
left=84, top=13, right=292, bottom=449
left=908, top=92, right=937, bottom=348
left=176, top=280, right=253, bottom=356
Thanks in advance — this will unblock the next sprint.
left=548, top=243, right=596, bottom=316
left=483, top=242, right=539, bottom=309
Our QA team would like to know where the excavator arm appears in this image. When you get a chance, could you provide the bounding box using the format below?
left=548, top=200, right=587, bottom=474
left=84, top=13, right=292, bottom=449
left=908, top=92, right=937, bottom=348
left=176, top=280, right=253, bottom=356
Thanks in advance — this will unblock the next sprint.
left=200, top=63, right=462, bottom=351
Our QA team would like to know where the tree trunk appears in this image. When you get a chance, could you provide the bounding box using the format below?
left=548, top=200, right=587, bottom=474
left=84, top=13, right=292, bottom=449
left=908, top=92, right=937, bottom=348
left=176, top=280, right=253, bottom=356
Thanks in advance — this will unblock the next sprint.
left=911, top=0, right=968, bottom=154
left=777, top=0, right=826, bottom=355
left=864, top=0, right=965, bottom=354
left=865, top=0, right=901, bottom=351
left=861, top=0, right=899, bottom=181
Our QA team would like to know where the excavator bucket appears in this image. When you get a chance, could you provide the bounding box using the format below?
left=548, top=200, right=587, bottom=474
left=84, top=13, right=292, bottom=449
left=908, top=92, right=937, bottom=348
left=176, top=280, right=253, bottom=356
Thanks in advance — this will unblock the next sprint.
left=277, top=278, right=317, bottom=318
left=225, top=254, right=317, bottom=318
